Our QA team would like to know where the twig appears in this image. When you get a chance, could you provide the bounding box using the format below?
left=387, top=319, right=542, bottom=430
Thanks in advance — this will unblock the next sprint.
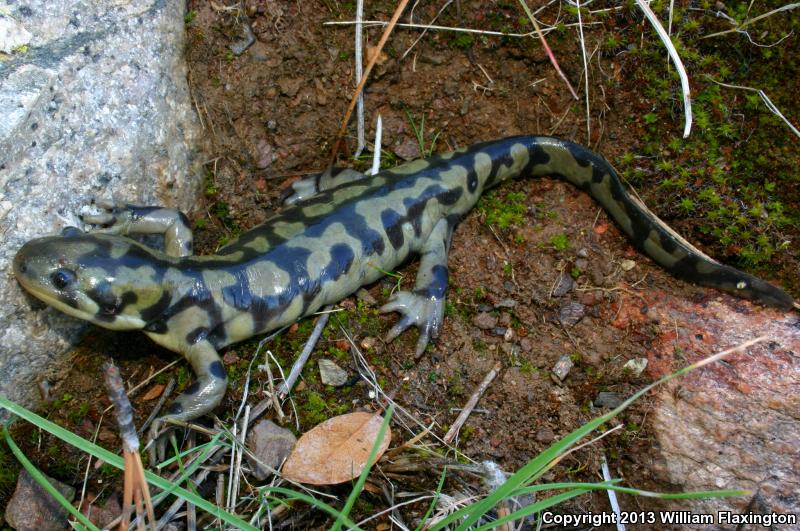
left=330, top=0, right=410, bottom=162
left=701, top=3, right=800, bottom=39
left=443, top=363, right=501, bottom=444
left=518, top=0, right=579, bottom=100
left=575, top=0, right=590, bottom=143
left=139, top=378, right=176, bottom=435
left=705, top=76, right=800, bottom=139
left=324, top=19, right=602, bottom=38
left=354, top=0, right=366, bottom=157
left=401, top=0, right=453, bottom=59
left=634, top=0, right=692, bottom=137
left=278, top=308, right=332, bottom=397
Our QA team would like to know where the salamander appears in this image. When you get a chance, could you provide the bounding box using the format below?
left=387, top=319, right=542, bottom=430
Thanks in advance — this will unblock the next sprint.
left=13, top=136, right=796, bottom=427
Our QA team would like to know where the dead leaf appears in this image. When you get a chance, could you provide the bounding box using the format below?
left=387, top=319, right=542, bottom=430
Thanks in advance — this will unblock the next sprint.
left=141, top=384, right=165, bottom=401
left=281, top=412, right=391, bottom=485
left=593, top=222, right=608, bottom=235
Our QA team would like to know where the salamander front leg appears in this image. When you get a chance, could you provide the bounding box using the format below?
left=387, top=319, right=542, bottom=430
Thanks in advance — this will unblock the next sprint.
left=149, top=340, right=227, bottom=461
left=81, top=200, right=194, bottom=257
left=381, top=218, right=453, bottom=357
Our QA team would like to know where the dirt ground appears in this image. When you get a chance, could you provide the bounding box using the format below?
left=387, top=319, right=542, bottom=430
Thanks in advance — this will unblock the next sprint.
left=5, top=1, right=798, bottom=529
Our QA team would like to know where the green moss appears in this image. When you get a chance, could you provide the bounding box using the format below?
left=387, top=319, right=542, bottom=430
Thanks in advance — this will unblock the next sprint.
left=550, top=233, right=570, bottom=251
left=300, top=391, right=329, bottom=426
left=478, top=190, right=527, bottom=229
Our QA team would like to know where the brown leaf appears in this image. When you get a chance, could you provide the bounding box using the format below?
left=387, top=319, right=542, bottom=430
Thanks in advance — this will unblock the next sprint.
left=281, top=412, right=391, bottom=485
left=141, top=384, right=165, bottom=401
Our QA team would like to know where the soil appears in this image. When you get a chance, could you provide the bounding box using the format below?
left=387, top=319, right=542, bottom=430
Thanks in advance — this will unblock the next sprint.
left=5, top=1, right=798, bottom=529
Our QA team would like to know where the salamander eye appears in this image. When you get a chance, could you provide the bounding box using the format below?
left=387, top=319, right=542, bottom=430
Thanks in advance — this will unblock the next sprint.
left=51, top=269, right=76, bottom=290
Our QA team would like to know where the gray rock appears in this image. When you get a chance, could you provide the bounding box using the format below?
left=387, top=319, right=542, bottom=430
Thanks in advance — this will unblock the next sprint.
left=473, top=312, right=498, bottom=330
left=246, top=420, right=298, bottom=481
left=595, top=391, right=624, bottom=408
left=535, top=427, right=555, bottom=444
left=552, top=273, right=575, bottom=297
left=318, top=358, right=348, bottom=387
left=0, top=0, right=202, bottom=418
left=6, top=469, right=75, bottom=531
left=551, top=354, right=574, bottom=383
left=558, top=301, right=586, bottom=326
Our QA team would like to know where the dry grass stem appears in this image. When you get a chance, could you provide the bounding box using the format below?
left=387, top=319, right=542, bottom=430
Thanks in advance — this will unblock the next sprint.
left=518, top=0, right=579, bottom=100
left=702, top=2, right=800, bottom=39
left=634, top=0, right=692, bottom=137
left=324, top=19, right=602, bottom=39
left=443, top=363, right=501, bottom=444
left=705, top=76, right=800, bottom=138
left=331, top=0, right=410, bottom=161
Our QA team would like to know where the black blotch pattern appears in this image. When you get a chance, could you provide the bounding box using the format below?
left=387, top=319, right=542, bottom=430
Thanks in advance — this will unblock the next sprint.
left=184, top=381, right=201, bottom=395
left=328, top=243, right=355, bottom=281
left=140, top=291, right=171, bottom=324
left=186, top=327, right=209, bottom=344
left=168, top=402, right=183, bottom=415
left=417, top=264, right=449, bottom=299
left=209, top=361, right=226, bottom=379
left=381, top=209, right=405, bottom=250
left=466, top=167, right=479, bottom=193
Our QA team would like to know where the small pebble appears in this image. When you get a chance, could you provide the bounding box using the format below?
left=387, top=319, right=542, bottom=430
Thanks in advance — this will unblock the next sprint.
left=558, top=301, right=586, bottom=327
left=576, top=247, right=589, bottom=258
left=623, top=357, right=648, bottom=376
left=473, top=312, right=498, bottom=330
left=319, top=359, right=348, bottom=386
left=495, top=298, right=517, bottom=309
left=360, top=336, right=377, bottom=350
left=551, top=354, right=574, bottom=382
left=503, top=327, right=514, bottom=342
left=493, top=326, right=507, bottom=336
left=535, top=427, right=555, bottom=443
left=246, top=420, right=297, bottom=481
left=552, top=274, right=575, bottom=297
left=620, top=259, right=636, bottom=271
left=575, top=258, right=588, bottom=270
left=595, top=391, right=624, bottom=408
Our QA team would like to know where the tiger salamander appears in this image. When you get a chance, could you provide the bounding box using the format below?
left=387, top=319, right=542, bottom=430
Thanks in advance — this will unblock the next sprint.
left=13, top=136, right=795, bottom=427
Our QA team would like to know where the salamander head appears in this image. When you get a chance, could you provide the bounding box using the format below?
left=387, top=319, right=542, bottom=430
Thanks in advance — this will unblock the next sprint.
left=13, top=228, right=172, bottom=330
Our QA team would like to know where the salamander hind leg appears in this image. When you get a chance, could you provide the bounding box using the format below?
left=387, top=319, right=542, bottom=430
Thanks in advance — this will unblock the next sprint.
left=81, top=200, right=194, bottom=257
left=381, top=218, right=453, bottom=357
left=281, top=167, right=367, bottom=205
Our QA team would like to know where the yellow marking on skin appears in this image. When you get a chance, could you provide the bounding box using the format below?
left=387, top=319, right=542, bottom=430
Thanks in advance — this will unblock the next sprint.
left=493, top=143, right=531, bottom=182
left=438, top=164, right=468, bottom=186
left=331, top=184, right=369, bottom=204
left=539, top=144, right=594, bottom=185
left=590, top=174, right=634, bottom=236
left=696, top=260, right=718, bottom=274
left=224, top=313, right=256, bottom=343
left=193, top=250, right=244, bottom=262
left=245, top=261, right=291, bottom=299
left=272, top=221, right=307, bottom=240
left=243, top=237, right=270, bottom=254
left=642, top=230, right=678, bottom=268
left=302, top=202, right=335, bottom=217
left=474, top=152, right=492, bottom=184
left=109, top=241, right=130, bottom=260
left=438, top=147, right=468, bottom=161
left=306, top=247, right=333, bottom=282
left=388, top=158, right=430, bottom=175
